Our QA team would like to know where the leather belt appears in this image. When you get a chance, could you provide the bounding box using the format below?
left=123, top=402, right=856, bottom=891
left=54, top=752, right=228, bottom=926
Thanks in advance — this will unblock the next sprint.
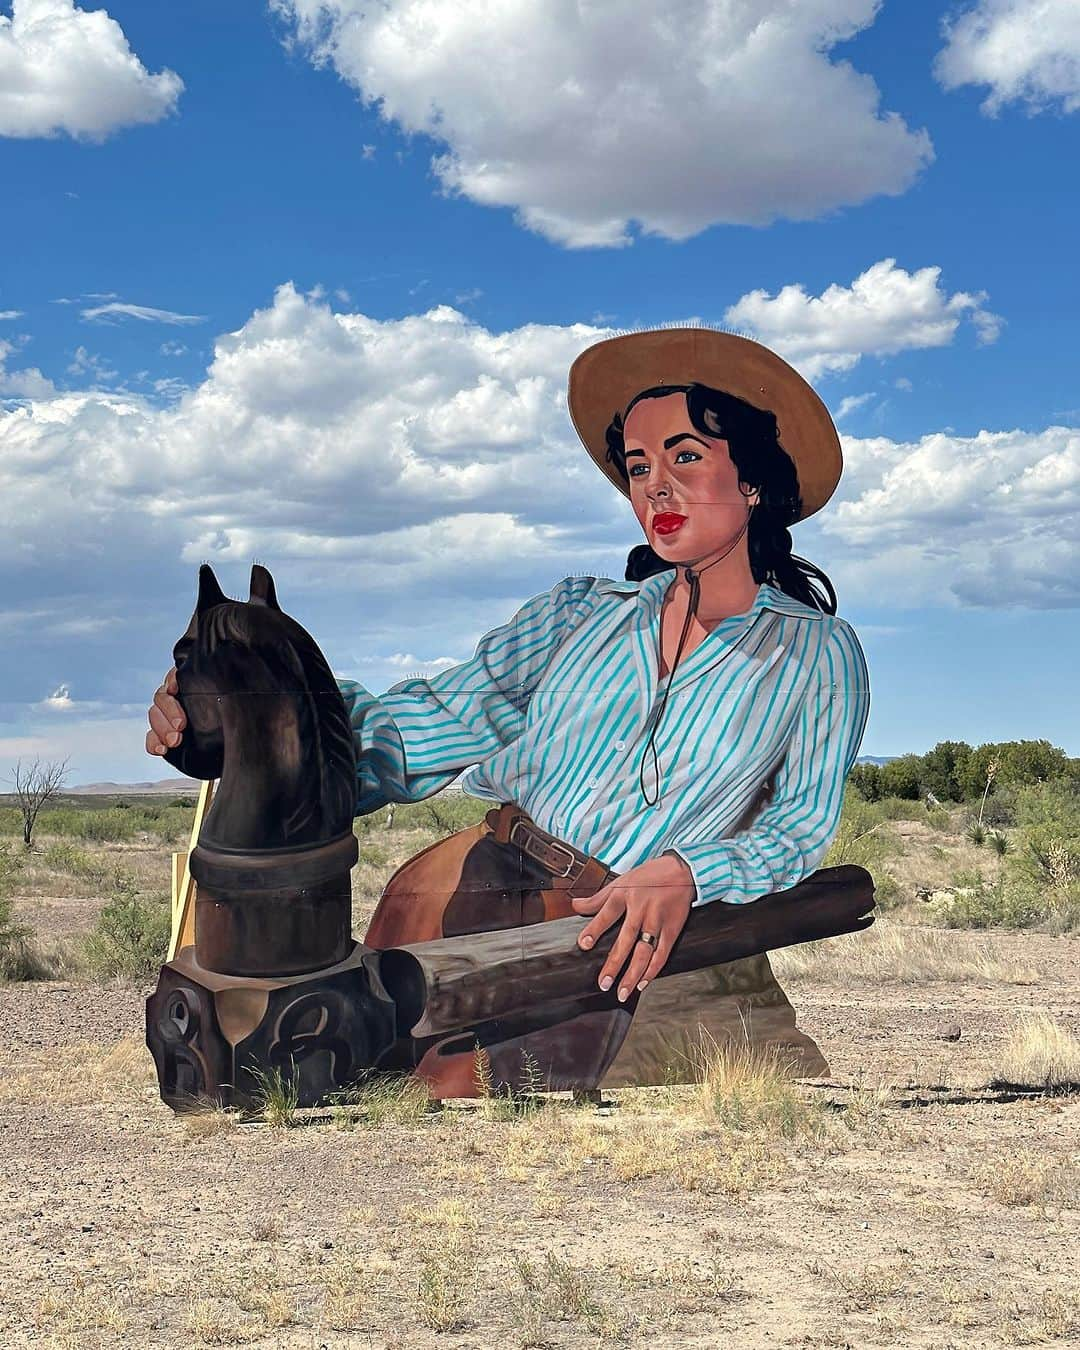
left=484, top=803, right=617, bottom=895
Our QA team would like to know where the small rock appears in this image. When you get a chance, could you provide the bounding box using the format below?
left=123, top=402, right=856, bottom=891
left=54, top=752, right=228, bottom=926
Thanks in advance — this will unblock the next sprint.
left=978, top=1249, right=995, bottom=1260
left=935, top=1023, right=962, bottom=1041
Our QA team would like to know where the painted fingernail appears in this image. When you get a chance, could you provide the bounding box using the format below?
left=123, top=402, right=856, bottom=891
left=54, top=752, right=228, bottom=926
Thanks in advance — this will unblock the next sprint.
left=580, top=935, right=594, bottom=949
left=172, top=718, right=183, bottom=730
left=599, top=976, right=612, bottom=991
left=637, top=980, right=649, bottom=991
left=617, top=987, right=628, bottom=1002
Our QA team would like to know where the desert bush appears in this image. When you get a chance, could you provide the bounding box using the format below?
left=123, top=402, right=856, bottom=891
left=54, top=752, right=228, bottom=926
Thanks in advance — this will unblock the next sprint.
left=926, top=869, right=1080, bottom=932
left=42, top=841, right=110, bottom=885
left=823, top=795, right=902, bottom=871
left=0, top=892, right=55, bottom=981
left=926, top=806, right=953, bottom=832
left=390, top=794, right=489, bottom=834
left=82, top=874, right=170, bottom=979
left=872, top=796, right=928, bottom=822
left=992, top=1013, right=1080, bottom=1092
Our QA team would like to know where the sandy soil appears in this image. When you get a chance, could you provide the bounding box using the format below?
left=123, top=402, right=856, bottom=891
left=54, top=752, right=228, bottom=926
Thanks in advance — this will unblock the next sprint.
left=1, top=888, right=1077, bottom=1347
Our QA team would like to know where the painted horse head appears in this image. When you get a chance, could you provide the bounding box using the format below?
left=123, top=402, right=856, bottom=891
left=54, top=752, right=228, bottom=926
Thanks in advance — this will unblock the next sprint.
left=163, top=563, right=357, bottom=853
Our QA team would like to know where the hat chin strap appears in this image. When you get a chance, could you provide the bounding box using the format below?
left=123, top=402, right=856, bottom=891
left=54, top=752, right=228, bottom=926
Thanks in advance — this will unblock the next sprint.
left=639, top=499, right=754, bottom=809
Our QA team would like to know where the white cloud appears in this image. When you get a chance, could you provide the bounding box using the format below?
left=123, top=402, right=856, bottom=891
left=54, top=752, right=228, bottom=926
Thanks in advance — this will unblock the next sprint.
left=935, top=0, right=1080, bottom=115
left=81, top=301, right=205, bottom=325
left=835, top=393, right=876, bottom=419
left=725, top=258, right=1003, bottom=379
left=823, top=425, right=1080, bottom=607
left=0, top=336, right=56, bottom=398
left=67, top=344, right=117, bottom=383
left=40, top=682, right=74, bottom=710
left=0, top=309, right=23, bottom=320
left=271, top=0, right=933, bottom=247
left=159, top=340, right=188, bottom=357
left=3, top=283, right=1079, bottom=778
left=0, top=0, right=183, bottom=140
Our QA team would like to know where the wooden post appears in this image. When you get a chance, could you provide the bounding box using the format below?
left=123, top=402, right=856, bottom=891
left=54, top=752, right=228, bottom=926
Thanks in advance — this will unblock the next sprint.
left=168, top=779, right=214, bottom=960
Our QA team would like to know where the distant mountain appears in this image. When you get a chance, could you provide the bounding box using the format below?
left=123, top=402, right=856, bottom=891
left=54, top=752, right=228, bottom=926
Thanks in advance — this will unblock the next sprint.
left=65, top=757, right=895, bottom=795
left=67, top=777, right=202, bottom=795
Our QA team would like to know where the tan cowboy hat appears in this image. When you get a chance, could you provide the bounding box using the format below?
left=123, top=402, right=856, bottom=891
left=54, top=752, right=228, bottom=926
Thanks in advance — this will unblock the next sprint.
left=567, top=327, right=842, bottom=522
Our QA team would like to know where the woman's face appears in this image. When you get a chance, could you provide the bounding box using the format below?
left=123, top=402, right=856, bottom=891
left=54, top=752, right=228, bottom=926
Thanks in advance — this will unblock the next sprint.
left=623, top=392, right=759, bottom=566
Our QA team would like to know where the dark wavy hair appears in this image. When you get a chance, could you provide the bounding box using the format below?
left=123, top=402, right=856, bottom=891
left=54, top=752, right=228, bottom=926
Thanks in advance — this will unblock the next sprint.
left=604, top=382, right=837, bottom=615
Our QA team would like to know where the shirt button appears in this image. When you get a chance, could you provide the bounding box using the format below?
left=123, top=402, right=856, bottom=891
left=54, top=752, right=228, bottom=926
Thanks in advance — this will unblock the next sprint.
left=615, top=740, right=626, bottom=751
left=588, top=777, right=601, bottom=789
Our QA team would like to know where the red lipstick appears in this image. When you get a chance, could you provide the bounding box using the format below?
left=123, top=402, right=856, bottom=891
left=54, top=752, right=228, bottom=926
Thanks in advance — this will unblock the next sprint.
left=652, top=512, right=687, bottom=536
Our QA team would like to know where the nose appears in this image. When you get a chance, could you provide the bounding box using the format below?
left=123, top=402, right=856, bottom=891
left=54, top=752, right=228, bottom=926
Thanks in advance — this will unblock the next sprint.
left=645, top=469, right=672, bottom=502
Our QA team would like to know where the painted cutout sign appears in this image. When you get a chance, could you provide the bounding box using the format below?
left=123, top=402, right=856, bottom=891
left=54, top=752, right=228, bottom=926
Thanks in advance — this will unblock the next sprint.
left=146, top=328, right=873, bottom=1109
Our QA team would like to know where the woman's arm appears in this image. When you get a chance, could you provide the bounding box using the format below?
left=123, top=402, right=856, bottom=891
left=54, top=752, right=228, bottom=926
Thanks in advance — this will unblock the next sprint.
left=337, top=575, right=600, bottom=814
left=663, top=619, right=871, bottom=907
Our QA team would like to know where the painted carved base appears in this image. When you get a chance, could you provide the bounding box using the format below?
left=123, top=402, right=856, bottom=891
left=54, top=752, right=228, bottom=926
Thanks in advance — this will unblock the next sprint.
left=145, top=942, right=397, bottom=1112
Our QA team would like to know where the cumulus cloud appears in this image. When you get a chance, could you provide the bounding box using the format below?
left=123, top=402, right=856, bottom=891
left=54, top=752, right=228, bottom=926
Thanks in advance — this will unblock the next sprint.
left=725, top=258, right=1003, bottom=379
left=822, top=425, right=1080, bottom=607
left=3, top=283, right=1077, bottom=777
left=81, top=301, right=205, bottom=325
left=0, top=336, right=56, bottom=398
left=935, top=0, right=1080, bottom=115
left=271, top=0, right=933, bottom=247
left=0, top=309, right=24, bottom=320
left=0, top=0, right=184, bottom=140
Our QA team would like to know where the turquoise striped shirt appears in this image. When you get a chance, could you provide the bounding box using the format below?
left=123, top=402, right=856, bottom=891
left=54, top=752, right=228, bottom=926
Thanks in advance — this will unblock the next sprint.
left=337, top=573, right=870, bottom=908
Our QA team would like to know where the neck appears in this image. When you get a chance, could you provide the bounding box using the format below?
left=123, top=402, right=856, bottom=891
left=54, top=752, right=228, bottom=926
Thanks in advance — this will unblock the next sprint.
left=200, top=691, right=328, bottom=851
left=672, top=544, right=759, bottom=623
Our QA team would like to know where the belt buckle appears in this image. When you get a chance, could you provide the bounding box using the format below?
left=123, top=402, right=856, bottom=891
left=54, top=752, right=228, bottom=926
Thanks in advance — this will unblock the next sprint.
left=509, top=818, right=576, bottom=879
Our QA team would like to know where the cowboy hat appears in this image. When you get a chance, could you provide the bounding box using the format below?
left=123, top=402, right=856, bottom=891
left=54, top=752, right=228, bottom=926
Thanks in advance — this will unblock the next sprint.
left=567, top=327, right=842, bottom=522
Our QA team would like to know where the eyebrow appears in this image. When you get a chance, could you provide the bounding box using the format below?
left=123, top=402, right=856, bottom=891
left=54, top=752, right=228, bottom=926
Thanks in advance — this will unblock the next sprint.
left=624, top=432, right=710, bottom=459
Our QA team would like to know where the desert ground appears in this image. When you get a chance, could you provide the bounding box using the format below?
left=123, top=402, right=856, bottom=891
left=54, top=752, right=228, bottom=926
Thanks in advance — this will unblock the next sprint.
left=0, top=794, right=1077, bottom=1349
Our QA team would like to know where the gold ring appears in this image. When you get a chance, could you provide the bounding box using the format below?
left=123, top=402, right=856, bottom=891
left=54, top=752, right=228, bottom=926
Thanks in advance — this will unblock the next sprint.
left=638, top=931, right=658, bottom=948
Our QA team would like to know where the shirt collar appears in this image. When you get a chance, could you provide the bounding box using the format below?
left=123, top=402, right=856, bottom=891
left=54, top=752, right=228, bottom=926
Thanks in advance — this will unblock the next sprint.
left=594, top=573, right=825, bottom=621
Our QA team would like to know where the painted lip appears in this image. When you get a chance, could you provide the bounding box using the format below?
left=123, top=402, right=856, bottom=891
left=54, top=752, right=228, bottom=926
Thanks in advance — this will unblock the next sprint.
left=652, top=512, right=687, bottom=536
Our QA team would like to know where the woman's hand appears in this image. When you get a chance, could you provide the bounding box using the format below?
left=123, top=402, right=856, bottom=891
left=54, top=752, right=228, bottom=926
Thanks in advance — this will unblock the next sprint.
left=571, top=852, right=695, bottom=1000
left=146, top=666, right=186, bottom=756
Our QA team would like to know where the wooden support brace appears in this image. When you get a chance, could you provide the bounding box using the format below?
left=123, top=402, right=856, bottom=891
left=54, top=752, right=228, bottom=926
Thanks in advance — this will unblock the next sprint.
left=168, top=778, right=215, bottom=960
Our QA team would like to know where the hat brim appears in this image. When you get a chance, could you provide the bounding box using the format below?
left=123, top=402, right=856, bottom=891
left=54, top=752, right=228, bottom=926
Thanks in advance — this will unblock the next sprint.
left=567, top=327, right=842, bottom=522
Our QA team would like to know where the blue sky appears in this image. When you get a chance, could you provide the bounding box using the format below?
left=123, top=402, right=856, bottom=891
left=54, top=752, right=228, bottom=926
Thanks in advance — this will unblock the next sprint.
left=1, top=0, right=1078, bottom=784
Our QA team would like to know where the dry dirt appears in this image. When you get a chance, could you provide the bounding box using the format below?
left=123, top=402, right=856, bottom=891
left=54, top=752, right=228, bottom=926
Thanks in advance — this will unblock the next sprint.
left=1, top=854, right=1078, bottom=1348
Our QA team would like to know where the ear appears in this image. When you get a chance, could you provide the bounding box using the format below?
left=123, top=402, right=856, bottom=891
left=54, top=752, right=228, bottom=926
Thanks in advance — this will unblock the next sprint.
left=248, top=563, right=281, bottom=610
left=197, top=563, right=228, bottom=612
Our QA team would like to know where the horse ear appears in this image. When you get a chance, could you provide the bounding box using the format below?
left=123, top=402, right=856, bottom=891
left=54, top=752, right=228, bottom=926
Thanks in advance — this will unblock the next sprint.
left=248, top=563, right=281, bottom=610
left=197, top=564, right=228, bottom=612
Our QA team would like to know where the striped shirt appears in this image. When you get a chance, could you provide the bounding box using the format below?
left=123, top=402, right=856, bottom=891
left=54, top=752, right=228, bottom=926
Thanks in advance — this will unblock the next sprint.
left=337, top=572, right=871, bottom=908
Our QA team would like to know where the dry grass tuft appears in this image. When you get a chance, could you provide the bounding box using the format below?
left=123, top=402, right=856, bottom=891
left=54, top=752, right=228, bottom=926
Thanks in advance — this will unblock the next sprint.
left=330, top=1071, right=431, bottom=1129
left=179, top=1099, right=243, bottom=1141
left=36, top=1278, right=130, bottom=1336
left=510, top=1250, right=630, bottom=1343
left=772, top=922, right=1039, bottom=985
left=972, top=1149, right=1078, bottom=1208
left=992, top=1011, right=1080, bottom=1091
left=0, top=1036, right=153, bottom=1107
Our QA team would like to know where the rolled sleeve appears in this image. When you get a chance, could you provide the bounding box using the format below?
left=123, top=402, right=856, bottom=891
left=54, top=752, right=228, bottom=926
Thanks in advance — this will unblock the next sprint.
left=665, top=619, right=871, bottom=906
left=337, top=576, right=597, bottom=814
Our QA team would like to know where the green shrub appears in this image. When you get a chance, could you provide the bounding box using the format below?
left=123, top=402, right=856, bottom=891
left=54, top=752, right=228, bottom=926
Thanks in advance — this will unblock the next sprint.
left=0, top=892, right=52, bottom=980
left=926, top=807, right=954, bottom=832
left=42, top=841, right=110, bottom=885
left=873, top=796, right=928, bottom=822
left=83, top=875, right=170, bottom=979
left=823, top=795, right=902, bottom=870
left=926, top=870, right=1080, bottom=933
left=357, top=843, right=389, bottom=867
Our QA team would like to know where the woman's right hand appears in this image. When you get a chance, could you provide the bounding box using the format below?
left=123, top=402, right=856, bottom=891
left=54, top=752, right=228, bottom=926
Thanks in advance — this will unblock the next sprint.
left=146, top=666, right=186, bottom=756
